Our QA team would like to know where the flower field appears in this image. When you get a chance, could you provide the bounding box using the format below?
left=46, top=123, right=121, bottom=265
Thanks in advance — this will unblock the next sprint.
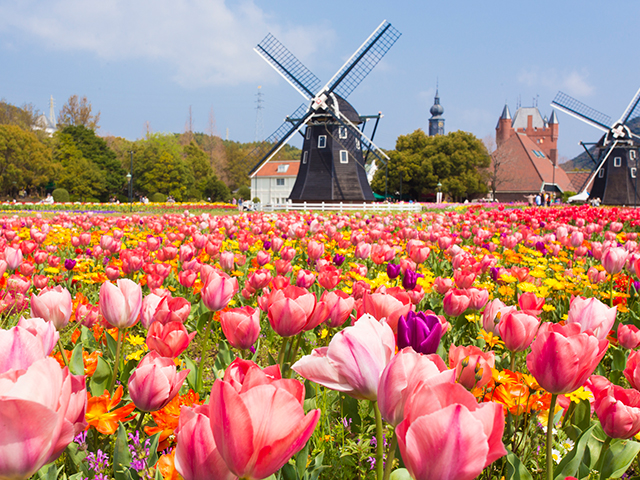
left=2, top=204, right=640, bottom=480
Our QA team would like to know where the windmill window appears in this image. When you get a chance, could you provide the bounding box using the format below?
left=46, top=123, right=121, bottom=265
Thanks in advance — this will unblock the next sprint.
left=318, top=136, right=327, bottom=148
left=355, top=139, right=361, bottom=150
left=302, top=151, right=308, bottom=164
left=631, top=150, right=637, bottom=160
left=632, top=168, right=637, bottom=179
left=599, top=169, right=605, bottom=178
left=339, top=127, right=347, bottom=139
left=340, top=150, right=349, bottom=164
left=614, top=157, right=622, bottom=167
left=305, top=128, right=311, bottom=139
left=276, top=178, right=285, bottom=186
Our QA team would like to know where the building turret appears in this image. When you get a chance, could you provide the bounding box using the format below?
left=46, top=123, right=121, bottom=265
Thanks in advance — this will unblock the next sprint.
left=428, top=88, right=445, bottom=136
left=495, top=104, right=513, bottom=148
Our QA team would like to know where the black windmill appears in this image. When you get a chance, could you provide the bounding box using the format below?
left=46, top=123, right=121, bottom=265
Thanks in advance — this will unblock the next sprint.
left=244, top=20, right=401, bottom=203
left=551, top=89, right=640, bottom=205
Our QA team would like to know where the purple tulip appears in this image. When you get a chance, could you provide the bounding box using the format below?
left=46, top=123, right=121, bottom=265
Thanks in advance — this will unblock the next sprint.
left=333, top=253, right=345, bottom=266
left=402, top=269, right=424, bottom=290
left=387, top=263, right=402, bottom=279
left=397, top=311, right=443, bottom=354
left=263, top=240, right=272, bottom=251
left=64, top=259, right=76, bottom=271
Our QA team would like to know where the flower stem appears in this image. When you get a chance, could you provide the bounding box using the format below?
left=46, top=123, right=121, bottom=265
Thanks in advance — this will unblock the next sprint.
left=610, top=276, right=615, bottom=307
left=108, top=328, right=123, bottom=395
left=546, top=393, right=558, bottom=480
left=373, top=401, right=384, bottom=480
left=196, top=311, right=214, bottom=394
left=57, top=338, right=69, bottom=368
left=277, top=337, right=290, bottom=370
left=284, top=332, right=303, bottom=378
left=510, top=350, right=517, bottom=372
left=382, top=429, right=397, bottom=480
left=596, top=436, right=612, bottom=477
left=135, top=411, right=146, bottom=433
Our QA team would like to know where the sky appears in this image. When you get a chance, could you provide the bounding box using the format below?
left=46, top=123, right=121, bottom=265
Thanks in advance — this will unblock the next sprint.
left=1, top=0, right=639, bottom=161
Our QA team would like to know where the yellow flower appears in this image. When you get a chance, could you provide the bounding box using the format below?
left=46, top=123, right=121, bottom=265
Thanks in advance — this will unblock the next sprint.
left=465, top=313, right=481, bottom=324
left=320, top=329, right=328, bottom=339
left=500, top=274, right=517, bottom=284
left=518, top=282, right=538, bottom=293
left=127, top=334, right=146, bottom=346
left=566, top=387, right=594, bottom=403
left=542, top=304, right=556, bottom=312
left=478, top=329, right=504, bottom=349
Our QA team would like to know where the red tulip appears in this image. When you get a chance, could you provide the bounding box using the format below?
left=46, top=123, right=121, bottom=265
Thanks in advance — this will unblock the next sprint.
left=220, top=306, right=261, bottom=350
left=99, top=279, right=143, bottom=329
left=128, top=351, right=189, bottom=412
left=146, top=321, right=196, bottom=358
left=624, top=350, right=640, bottom=390
left=292, top=314, right=395, bottom=401
left=397, top=381, right=506, bottom=480
left=518, top=292, right=545, bottom=315
left=590, top=375, right=640, bottom=439
left=527, top=323, right=608, bottom=394
left=174, top=405, right=236, bottom=480
left=432, top=276, right=454, bottom=295
left=178, top=270, right=197, bottom=288
left=209, top=368, right=319, bottom=479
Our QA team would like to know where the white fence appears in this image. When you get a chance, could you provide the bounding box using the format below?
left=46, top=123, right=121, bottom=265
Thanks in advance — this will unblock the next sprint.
left=257, top=202, right=422, bottom=213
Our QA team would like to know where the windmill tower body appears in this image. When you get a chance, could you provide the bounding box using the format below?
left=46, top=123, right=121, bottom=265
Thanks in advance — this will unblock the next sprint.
left=552, top=90, right=640, bottom=205
left=245, top=20, right=401, bottom=204
left=290, top=96, right=374, bottom=202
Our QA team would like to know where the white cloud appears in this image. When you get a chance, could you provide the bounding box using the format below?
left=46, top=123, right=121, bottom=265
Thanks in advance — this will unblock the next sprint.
left=517, top=67, right=595, bottom=97
left=0, top=0, right=333, bottom=87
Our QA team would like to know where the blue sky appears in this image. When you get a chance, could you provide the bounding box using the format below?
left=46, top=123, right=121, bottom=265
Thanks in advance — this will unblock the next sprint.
left=1, top=0, right=639, bottom=161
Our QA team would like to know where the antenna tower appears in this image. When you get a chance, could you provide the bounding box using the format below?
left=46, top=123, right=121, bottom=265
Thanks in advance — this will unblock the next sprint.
left=255, top=86, right=264, bottom=142
left=49, top=95, right=56, bottom=126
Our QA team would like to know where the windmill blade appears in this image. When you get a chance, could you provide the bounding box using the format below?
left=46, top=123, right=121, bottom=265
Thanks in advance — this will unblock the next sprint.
left=577, top=140, right=619, bottom=194
left=551, top=91, right=612, bottom=132
left=245, top=103, right=313, bottom=176
left=322, top=20, right=401, bottom=99
left=619, top=86, right=640, bottom=124
left=255, top=34, right=321, bottom=100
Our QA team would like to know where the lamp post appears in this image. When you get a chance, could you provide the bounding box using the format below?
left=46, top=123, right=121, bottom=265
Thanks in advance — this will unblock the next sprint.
left=436, top=182, right=443, bottom=203
left=128, top=151, right=133, bottom=211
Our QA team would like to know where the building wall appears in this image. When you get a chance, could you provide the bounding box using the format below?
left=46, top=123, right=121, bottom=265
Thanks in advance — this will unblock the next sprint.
left=251, top=176, right=295, bottom=204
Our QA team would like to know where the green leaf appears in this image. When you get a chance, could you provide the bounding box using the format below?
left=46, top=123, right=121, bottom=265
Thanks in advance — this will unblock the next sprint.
left=389, top=468, right=412, bottom=480
left=341, top=394, right=361, bottom=433
left=89, top=356, right=112, bottom=396
left=69, top=343, right=85, bottom=376
left=296, top=441, right=309, bottom=479
left=36, top=463, right=62, bottom=480
left=612, top=348, right=627, bottom=371
left=106, top=330, right=117, bottom=358
left=599, top=439, right=640, bottom=479
left=113, top=422, right=133, bottom=480
left=120, top=358, right=138, bottom=386
left=80, top=325, right=99, bottom=351
left=281, top=463, right=297, bottom=480
left=213, top=340, right=235, bottom=377
left=505, top=449, right=533, bottom=480
left=184, top=357, right=198, bottom=391
left=146, top=433, right=161, bottom=468
left=554, top=423, right=597, bottom=480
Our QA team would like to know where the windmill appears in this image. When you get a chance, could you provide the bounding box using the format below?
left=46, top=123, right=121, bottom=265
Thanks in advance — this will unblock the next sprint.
left=245, top=20, right=401, bottom=203
left=551, top=88, right=640, bottom=205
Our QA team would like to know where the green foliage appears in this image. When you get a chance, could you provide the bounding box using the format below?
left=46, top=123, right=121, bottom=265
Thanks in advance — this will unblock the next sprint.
left=0, top=100, right=38, bottom=131
left=149, top=192, right=167, bottom=203
left=52, top=188, right=69, bottom=203
left=252, top=197, right=261, bottom=203
left=237, top=185, right=251, bottom=200
left=202, top=175, right=231, bottom=202
left=0, top=125, right=57, bottom=197
left=563, top=191, right=577, bottom=203
left=371, top=129, right=490, bottom=201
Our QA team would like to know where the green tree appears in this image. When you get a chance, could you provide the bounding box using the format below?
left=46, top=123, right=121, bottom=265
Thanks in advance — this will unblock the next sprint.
left=60, top=125, right=125, bottom=201
left=54, top=133, right=106, bottom=200
left=371, top=129, right=490, bottom=202
left=0, top=125, right=57, bottom=197
left=137, top=134, right=193, bottom=201
left=0, top=100, right=38, bottom=130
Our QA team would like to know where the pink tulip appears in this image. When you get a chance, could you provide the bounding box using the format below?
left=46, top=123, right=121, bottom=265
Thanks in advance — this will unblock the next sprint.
left=408, top=244, right=430, bottom=264
left=16, top=317, right=59, bottom=357
left=481, top=299, right=515, bottom=335
left=527, top=322, right=608, bottom=394
left=317, top=266, right=341, bottom=290
left=307, top=240, right=324, bottom=262
left=322, top=290, right=355, bottom=328
left=219, top=251, right=235, bottom=271
left=128, top=351, right=189, bottom=412
left=443, top=289, right=471, bottom=317
left=453, top=270, right=475, bottom=289
left=146, top=321, right=196, bottom=358
left=498, top=311, right=540, bottom=352
left=518, top=292, right=545, bottom=315
left=7, top=274, right=31, bottom=294
left=449, top=344, right=495, bottom=390
left=590, top=375, right=640, bottom=439
left=624, top=350, right=640, bottom=390
left=152, top=295, right=191, bottom=325
left=256, top=250, right=271, bottom=266
left=99, top=279, right=143, bottom=329
left=602, top=246, right=629, bottom=275
left=618, top=323, right=640, bottom=350
left=377, top=348, right=452, bottom=426
left=432, top=276, right=454, bottom=295
left=174, top=405, right=236, bottom=480
left=569, top=231, right=584, bottom=248
left=223, top=359, right=283, bottom=393
left=292, top=314, right=395, bottom=400
left=210, top=368, right=320, bottom=479
left=4, top=246, right=23, bottom=270
left=397, top=381, right=506, bottom=480
left=0, top=357, right=86, bottom=480
left=30, top=285, right=73, bottom=330
left=267, top=286, right=316, bottom=337
left=361, top=291, right=412, bottom=332
left=75, top=303, right=100, bottom=328
left=566, top=296, right=616, bottom=340
left=354, top=242, right=372, bottom=259
left=0, top=319, right=59, bottom=374
left=33, top=275, right=49, bottom=290
left=220, top=306, right=261, bottom=350
left=140, top=292, right=165, bottom=329
left=467, top=288, right=489, bottom=311
left=105, top=265, right=120, bottom=281
left=295, top=269, right=316, bottom=288
left=200, top=270, right=238, bottom=312
left=178, top=270, right=197, bottom=288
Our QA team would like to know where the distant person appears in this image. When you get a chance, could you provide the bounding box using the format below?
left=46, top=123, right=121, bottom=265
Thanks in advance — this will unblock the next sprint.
left=535, top=194, right=541, bottom=206
left=43, top=194, right=54, bottom=205
left=524, top=194, right=535, bottom=206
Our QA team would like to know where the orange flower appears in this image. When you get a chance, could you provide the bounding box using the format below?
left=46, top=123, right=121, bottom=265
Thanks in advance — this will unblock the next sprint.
left=156, top=449, right=180, bottom=480
left=491, top=369, right=551, bottom=415
left=86, top=385, right=137, bottom=434
left=145, top=390, right=202, bottom=450
left=83, top=350, right=102, bottom=376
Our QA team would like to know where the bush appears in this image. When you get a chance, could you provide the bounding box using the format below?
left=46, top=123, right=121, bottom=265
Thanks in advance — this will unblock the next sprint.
left=52, top=188, right=69, bottom=203
left=237, top=185, right=251, bottom=201
left=562, top=191, right=577, bottom=203
left=150, top=192, right=167, bottom=203
left=252, top=197, right=261, bottom=203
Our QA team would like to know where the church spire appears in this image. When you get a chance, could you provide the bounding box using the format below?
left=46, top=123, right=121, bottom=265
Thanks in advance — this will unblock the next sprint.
left=429, top=82, right=445, bottom=136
